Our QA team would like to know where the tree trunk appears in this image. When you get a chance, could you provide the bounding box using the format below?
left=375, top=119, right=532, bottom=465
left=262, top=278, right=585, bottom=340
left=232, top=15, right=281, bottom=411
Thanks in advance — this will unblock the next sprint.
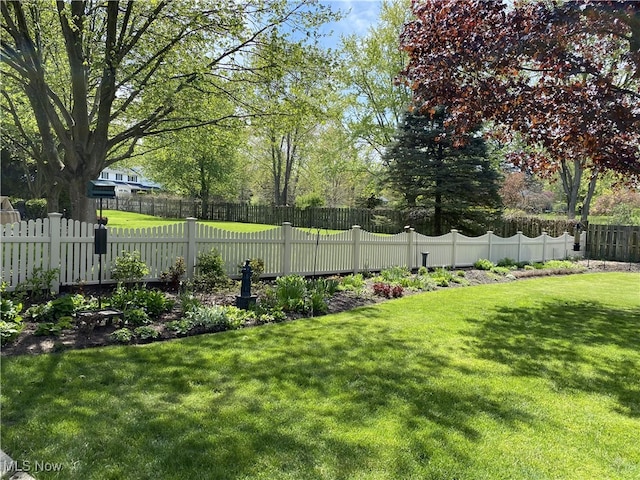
left=559, top=159, right=583, bottom=219
left=68, top=175, right=97, bottom=223
left=580, top=175, right=598, bottom=224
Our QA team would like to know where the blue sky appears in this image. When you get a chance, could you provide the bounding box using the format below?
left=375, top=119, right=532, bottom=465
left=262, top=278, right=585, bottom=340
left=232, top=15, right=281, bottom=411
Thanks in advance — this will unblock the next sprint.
left=317, top=1, right=383, bottom=48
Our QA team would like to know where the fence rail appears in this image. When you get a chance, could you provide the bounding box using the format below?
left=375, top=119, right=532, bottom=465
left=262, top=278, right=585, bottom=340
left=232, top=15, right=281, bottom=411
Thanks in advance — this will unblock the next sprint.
left=1, top=213, right=586, bottom=293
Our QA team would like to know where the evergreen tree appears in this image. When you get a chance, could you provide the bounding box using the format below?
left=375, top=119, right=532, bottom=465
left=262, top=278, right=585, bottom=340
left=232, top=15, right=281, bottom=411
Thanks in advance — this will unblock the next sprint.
left=384, top=110, right=502, bottom=235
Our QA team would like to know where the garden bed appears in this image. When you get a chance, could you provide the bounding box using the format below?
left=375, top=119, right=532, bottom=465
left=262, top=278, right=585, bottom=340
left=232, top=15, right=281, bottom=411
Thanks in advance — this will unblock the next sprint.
left=1, top=260, right=636, bottom=357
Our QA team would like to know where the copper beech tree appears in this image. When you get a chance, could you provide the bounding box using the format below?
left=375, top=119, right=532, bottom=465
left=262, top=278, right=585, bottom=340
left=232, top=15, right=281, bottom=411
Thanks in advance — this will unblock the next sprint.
left=399, top=0, right=640, bottom=221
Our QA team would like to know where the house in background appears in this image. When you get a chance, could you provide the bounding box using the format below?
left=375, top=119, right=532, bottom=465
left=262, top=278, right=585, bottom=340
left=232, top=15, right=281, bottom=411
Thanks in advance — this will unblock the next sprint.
left=97, top=166, right=162, bottom=196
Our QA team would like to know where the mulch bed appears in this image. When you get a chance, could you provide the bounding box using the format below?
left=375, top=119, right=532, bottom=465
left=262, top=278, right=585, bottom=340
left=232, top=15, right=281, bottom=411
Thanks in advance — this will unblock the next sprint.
left=2, top=260, right=637, bottom=357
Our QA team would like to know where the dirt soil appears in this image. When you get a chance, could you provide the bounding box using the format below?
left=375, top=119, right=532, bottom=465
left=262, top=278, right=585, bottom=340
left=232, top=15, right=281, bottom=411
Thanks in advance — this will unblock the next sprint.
left=2, top=260, right=637, bottom=357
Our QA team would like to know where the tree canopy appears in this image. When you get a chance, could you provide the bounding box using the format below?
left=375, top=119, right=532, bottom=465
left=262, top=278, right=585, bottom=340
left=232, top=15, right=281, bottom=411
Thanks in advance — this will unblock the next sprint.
left=399, top=0, right=640, bottom=220
left=1, top=0, right=335, bottom=221
left=384, top=110, right=502, bottom=235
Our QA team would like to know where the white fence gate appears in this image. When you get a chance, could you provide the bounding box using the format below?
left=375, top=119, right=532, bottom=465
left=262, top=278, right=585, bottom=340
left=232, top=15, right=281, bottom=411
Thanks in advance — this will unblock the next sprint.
left=1, top=213, right=585, bottom=293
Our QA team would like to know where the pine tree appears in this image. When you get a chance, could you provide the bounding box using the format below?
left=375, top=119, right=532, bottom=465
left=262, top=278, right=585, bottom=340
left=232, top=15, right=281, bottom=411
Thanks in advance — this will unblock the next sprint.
left=384, top=110, right=502, bottom=235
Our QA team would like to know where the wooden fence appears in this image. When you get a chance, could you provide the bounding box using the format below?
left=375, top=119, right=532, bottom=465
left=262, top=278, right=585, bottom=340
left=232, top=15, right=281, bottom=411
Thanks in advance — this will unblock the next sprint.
left=587, top=224, right=640, bottom=262
left=1, top=213, right=584, bottom=293
left=97, top=197, right=404, bottom=233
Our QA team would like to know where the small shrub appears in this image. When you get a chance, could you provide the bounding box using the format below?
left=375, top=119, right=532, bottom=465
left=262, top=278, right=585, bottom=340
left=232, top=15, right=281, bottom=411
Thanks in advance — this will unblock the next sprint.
left=431, top=268, right=454, bottom=287
left=184, top=305, right=244, bottom=332
left=14, top=267, right=60, bottom=301
left=193, top=249, right=228, bottom=290
left=496, top=258, right=517, bottom=268
left=110, top=328, right=134, bottom=344
left=541, top=260, right=584, bottom=271
left=490, top=266, right=512, bottom=276
left=380, top=266, right=411, bottom=283
left=165, top=319, right=193, bottom=336
left=391, top=285, right=404, bottom=298
left=109, top=286, right=174, bottom=319
left=111, top=251, right=149, bottom=284
left=339, top=274, right=365, bottom=292
left=134, top=326, right=160, bottom=340
left=417, top=266, right=428, bottom=276
left=123, top=308, right=150, bottom=326
left=179, top=292, right=202, bottom=315
left=34, top=322, right=60, bottom=337
left=474, top=259, right=495, bottom=270
left=373, top=282, right=392, bottom=298
left=160, top=257, right=186, bottom=289
left=0, top=283, right=23, bottom=345
left=275, top=275, right=307, bottom=312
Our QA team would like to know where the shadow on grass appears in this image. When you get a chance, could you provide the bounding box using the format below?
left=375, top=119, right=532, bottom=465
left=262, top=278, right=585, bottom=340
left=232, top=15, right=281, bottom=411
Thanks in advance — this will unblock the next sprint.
left=2, top=314, right=537, bottom=479
left=465, top=299, right=640, bottom=417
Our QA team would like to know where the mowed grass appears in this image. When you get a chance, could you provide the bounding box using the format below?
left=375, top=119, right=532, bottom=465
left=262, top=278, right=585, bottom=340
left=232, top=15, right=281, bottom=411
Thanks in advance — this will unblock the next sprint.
left=102, top=209, right=278, bottom=232
left=1, top=273, right=639, bottom=479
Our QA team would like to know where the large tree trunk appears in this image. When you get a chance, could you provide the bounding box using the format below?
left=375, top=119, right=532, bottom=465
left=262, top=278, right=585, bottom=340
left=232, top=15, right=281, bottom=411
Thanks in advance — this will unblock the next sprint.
left=560, top=159, right=583, bottom=219
left=580, top=175, right=598, bottom=224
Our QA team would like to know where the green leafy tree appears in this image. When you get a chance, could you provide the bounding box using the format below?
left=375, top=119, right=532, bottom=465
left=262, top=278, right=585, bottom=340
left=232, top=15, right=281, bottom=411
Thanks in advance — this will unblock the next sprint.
left=384, top=110, right=502, bottom=235
left=1, top=0, right=336, bottom=221
left=143, top=92, right=245, bottom=211
left=249, top=32, right=339, bottom=205
left=339, top=0, right=412, bottom=157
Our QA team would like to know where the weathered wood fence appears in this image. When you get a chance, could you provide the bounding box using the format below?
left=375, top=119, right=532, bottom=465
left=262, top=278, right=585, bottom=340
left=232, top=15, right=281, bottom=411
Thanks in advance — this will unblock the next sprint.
left=97, top=197, right=403, bottom=233
left=1, top=213, right=585, bottom=293
left=587, top=224, right=640, bottom=262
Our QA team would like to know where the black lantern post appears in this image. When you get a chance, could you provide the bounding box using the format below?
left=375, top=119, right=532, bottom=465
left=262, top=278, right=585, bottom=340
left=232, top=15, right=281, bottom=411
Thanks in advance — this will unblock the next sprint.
left=87, top=181, right=116, bottom=307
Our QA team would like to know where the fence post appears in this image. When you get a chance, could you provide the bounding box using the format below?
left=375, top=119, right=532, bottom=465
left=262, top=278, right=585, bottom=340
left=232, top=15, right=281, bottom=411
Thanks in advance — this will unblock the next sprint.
left=405, top=226, right=415, bottom=269
left=451, top=229, right=458, bottom=268
left=517, top=230, right=523, bottom=263
left=185, top=217, right=197, bottom=279
left=48, top=213, right=63, bottom=294
left=352, top=225, right=361, bottom=274
left=282, top=222, right=292, bottom=275
left=542, top=230, right=548, bottom=262
left=487, top=230, right=493, bottom=263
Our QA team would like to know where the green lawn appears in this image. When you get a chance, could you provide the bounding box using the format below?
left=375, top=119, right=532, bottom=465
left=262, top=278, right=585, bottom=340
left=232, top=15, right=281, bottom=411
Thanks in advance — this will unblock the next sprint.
left=102, top=209, right=278, bottom=232
left=102, top=210, right=344, bottom=234
left=2, top=273, right=639, bottom=479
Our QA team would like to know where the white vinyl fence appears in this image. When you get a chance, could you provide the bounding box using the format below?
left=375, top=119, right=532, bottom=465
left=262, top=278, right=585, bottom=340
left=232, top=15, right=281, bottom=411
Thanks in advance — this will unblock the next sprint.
left=1, top=213, right=585, bottom=293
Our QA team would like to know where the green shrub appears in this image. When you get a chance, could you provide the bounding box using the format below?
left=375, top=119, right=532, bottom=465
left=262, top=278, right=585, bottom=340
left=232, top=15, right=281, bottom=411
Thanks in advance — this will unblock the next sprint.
left=165, top=319, right=193, bottom=336
left=134, top=326, right=160, bottom=340
left=541, top=260, right=584, bottom=271
left=123, top=308, right=150, bottom=326
left=0, top=320, right=24, bottom=345
left=1, top=284, right=24, bottom=345
left=490, top=266, right=512, bottom=276
left=184, top=304, right=245, bottom=332
left=160, top=257, right=186, bottom=289
left=496, top=258, right=517, bottom=268
left=111, top=251, right=149, bottom=284
left=24, top=198, right=47, bottom=219
left=380, top=266, right=411, bottom=283
left=14, top=267, right=60, bottom=301
left=339, top=274, right=365, bottom=292
left=108, top=286, right=174, bottom=319
left=179, top=292, right=202, bottom=315
left=431, top=268, right=454, bottom=287
left=110, top=328, right=134, bottom=344
left=192, top=248, right=229, bottom=290
left=474, top=259, right=495, bottom=270
left=275, top=275, right=308, bottom=312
